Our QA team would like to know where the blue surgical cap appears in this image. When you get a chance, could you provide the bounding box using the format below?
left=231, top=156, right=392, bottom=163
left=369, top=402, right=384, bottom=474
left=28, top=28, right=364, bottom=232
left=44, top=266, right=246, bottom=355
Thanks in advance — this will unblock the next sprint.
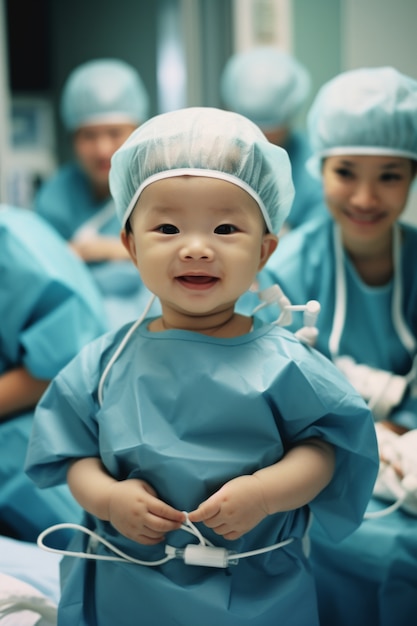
left=109, top=107, right=294, bottom=233
left=60, top=59, right=150, bottom=131
left=307, top=66, right=417, bottom=177
left=220, top=46, right=311, bottom=130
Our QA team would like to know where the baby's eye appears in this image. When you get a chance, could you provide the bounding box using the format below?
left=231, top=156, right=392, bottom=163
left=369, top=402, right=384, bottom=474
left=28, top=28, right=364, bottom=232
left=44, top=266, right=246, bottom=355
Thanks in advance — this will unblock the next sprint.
left=155, top=224, right=179, bottom=234
left=214, top=224, right=239, bottom=235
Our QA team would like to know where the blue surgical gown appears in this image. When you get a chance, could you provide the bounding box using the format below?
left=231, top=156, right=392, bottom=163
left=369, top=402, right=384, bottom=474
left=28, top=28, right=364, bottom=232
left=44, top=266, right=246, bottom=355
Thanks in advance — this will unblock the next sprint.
left=26, top=317, right=378, bottom=626
left=260, top=214, right=417, bottom=626
left=34, top=163, right=158, bottom=329
left=283, top=132, right=325, bottom=230
left=0, top=205, right=107, bottom=543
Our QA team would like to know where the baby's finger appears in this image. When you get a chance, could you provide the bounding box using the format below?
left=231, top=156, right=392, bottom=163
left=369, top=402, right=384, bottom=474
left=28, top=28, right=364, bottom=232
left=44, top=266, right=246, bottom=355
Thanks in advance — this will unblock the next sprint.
left=146, top=511, right=184, bottom=534
left=148, top=501, right=185, bottom=524
left=188, top=498, right=220, bottom=523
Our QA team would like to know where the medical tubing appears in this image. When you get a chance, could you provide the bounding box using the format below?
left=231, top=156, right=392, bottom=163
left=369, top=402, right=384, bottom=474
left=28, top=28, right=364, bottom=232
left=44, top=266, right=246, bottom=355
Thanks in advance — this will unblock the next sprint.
left=364, top=473, right=417, bottom=519
left=37, top=514, right=294, bottom=569
left=37, top=523, right=176, bottom=566
left=252, top=285, right=320, bottom=332
left=98, top=294, right=156, bottom=405
left=328, top=224, right=347, bottom=361
left=391, top=223, right=416, bottom=355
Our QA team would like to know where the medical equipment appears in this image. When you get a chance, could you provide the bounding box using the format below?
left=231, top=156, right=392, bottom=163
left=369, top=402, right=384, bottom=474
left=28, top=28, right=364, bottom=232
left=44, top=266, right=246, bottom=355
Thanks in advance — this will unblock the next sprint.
left=253, top=285, right=320, bottom=346
left=37, top=513, right=294, bottom=569
left=364, top=424, right=417, bottom=519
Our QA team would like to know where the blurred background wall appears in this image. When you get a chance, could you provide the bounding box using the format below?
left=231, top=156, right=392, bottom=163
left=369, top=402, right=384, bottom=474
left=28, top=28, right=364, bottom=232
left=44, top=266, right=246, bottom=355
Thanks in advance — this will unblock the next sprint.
left=1, top=0, right=416, bottom=219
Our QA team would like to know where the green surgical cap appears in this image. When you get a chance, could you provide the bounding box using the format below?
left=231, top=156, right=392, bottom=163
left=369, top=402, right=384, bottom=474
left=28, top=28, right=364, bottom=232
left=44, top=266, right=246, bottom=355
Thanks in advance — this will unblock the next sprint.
left=220, top=46, right=311, bottom=130
left=60, top=59, right=150, bottom=131
left=307, top=66, right=417, bottom=177
left=109, top=107, right=294, bottom=233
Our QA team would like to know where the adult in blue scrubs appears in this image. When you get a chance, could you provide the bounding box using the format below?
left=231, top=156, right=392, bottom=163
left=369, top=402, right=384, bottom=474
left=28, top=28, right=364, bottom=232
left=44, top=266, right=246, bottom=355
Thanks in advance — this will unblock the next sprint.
left=26, top=107, right=378, bottom=626
left=220, top=46, right=324, bottom=231
left=260, top=67, right=417, bottom=626
left=0, top=205, right=107, bottom=544
left=34, top=59, right=157, bottom=329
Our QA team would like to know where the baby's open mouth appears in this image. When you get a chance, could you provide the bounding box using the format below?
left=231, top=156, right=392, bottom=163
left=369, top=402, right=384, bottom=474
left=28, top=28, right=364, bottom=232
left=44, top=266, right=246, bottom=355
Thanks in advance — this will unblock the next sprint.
left=178, top=275, right=218, bottom=284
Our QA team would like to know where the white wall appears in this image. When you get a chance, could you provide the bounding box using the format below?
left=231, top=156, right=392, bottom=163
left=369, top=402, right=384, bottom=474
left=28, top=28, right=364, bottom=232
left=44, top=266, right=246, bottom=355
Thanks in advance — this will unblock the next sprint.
left=342, top=0, right=417, bottom=225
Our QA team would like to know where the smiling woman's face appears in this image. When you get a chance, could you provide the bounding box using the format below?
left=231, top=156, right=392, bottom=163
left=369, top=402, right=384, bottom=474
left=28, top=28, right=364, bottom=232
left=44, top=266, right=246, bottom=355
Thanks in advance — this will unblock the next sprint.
left=322, top=155, right=415, bottom=249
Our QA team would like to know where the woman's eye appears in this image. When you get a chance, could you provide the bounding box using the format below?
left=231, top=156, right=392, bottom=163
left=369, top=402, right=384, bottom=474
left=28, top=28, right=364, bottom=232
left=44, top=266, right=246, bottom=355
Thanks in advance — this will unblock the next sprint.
left=334, top=168, right=354, bottom=179
left=380, top=173, right=402, bottom=183
left=156, top=224, right=179, bottom=234
left=215, top=224, right=238, bottom=235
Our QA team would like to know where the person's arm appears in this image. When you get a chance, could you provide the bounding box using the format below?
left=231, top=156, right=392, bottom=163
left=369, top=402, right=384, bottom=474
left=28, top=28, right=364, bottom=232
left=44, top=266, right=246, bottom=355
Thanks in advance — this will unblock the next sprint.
left=69, top=236, right=130, bottom=263
left=67, top=457, right=185, bottom=545
left=188, top=438, right=335, bottom=540
left=0, top=368, right=49, bottom=421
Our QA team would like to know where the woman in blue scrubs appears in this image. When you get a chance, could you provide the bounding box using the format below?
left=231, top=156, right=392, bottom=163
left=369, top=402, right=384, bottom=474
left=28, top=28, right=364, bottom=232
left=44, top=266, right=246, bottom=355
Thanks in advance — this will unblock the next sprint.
left=26, top=107, right=378, bottom=626
left=220, top=46, right=325, bottom=231
left=260, top=67, right=417, bottom=626
left=0, top=205, right=106, bottom=544
left=34, top=59, right=158, bottom=329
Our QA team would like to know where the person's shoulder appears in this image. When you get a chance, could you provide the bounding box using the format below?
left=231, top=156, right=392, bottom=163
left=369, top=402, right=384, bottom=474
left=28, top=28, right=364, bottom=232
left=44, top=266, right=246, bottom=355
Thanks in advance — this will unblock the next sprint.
left=44, top=162, right=82, bottom=184
left=63, top=322, right=134, bottom=375
left=258, top=321, right=357, bottom=388
left=35, top=162, right=85, bottom=201
left=0, top=205, right=61, bottom=249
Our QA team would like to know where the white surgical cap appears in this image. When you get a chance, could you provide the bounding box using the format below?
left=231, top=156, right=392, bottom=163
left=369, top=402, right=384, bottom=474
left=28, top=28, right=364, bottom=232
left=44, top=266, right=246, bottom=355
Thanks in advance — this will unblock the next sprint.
left=307, top=66, right=417, bottom=177
left=109, top=107, right=294, bottom=233
left=60, top=59, right=150, bottom=131
left=220, top=46, right=311, bottom=130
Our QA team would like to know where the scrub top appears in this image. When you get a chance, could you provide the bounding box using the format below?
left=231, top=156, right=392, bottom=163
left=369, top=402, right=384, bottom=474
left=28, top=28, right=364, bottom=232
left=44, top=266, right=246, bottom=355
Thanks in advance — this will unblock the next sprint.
left=260, top=214, right=417, bottom=626
left=261, top=215, right=417, bottom=429
left=35, top=163, right=158, bottom=329
left=26, top=317, right=378, bottom=626
left=0, top=205, right=107, bottom=543
left=283, top=132, right=325, bottom=230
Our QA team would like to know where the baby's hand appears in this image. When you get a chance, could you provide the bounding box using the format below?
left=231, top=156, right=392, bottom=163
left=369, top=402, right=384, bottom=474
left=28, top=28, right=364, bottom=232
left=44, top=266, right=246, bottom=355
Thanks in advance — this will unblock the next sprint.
left=107, top=479, right=185, bottom=545
left=188, top=475, right=269, bottom=540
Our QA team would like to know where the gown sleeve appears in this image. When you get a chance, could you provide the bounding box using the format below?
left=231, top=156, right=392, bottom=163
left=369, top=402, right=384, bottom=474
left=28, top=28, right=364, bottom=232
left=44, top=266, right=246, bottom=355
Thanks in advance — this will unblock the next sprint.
left=268, top=335, right=379, bottom=542
left=24, top=333, right=111, bottom=486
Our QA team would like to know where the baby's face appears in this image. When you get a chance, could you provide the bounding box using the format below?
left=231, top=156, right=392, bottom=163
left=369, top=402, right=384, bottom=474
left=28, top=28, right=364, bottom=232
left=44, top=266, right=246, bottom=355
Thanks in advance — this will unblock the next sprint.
left=122, top=175, right=277, bottom=327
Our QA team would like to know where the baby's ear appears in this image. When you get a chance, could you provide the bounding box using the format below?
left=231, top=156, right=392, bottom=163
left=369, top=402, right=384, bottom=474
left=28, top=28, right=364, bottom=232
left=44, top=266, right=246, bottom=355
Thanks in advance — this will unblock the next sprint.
left=120, top=229, right=138, bottom=265
left=258, top=234, right=278, bottom=270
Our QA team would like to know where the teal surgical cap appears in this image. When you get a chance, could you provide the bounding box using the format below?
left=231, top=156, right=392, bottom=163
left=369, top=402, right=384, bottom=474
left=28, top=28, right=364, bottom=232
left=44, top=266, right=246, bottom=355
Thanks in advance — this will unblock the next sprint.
left=60, top=59, right=150, bottom=131
left=307, top=66, right=417, bottom=177
left=109, top=107, right=294, bottom=233
left=220, top=46, right=311, bottom=130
